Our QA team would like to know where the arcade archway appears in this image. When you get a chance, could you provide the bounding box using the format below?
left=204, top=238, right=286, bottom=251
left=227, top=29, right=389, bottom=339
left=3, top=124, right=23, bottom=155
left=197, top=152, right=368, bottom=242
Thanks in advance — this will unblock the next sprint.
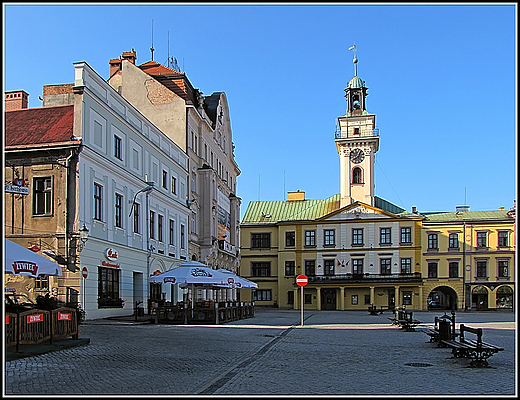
left=427, top=286, right=458, bottom=310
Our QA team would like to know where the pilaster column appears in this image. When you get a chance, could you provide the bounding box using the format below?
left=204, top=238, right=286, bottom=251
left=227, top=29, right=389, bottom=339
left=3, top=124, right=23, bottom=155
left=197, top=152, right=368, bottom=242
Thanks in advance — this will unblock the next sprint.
left=294, top=288, right=299, bottom=310
left=316, top=287, right=321, bottom=310
left=340, top=287, right=345, bottom=310
left=394, top=285, right=400, bottom=307
left=370, top=286, right=375, bottom=305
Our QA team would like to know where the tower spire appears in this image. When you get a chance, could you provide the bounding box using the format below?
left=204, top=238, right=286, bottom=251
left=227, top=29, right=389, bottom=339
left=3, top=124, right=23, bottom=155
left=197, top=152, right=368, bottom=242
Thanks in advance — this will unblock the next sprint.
left=349, top=44, right=358, bottom=76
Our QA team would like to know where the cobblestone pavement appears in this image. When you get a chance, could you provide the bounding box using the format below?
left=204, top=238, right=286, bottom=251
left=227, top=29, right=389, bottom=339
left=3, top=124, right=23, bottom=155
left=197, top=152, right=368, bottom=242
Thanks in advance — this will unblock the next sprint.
left=4, top=309, right=516, bottom=396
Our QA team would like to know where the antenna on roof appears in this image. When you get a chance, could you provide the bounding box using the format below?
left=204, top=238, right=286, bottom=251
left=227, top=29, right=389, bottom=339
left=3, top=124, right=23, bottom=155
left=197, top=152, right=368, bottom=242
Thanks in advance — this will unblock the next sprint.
left=150, top=19, right=155, bottom=61
left=166, top=31, right=180, bottom=71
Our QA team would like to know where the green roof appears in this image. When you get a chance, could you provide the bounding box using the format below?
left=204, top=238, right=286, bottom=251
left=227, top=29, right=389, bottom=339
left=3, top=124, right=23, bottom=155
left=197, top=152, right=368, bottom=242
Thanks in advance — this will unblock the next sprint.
left=422, top=210, right=513, bottom=223
left=242, top=194, right=341, bottom=224
left=241, top=194, right=412, bottom=225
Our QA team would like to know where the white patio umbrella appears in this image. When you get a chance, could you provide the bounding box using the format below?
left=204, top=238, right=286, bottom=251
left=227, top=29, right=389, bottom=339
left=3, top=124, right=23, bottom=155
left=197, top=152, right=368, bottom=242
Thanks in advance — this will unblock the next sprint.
left=149, top=261, right=229, bottom=285
left=4, top=239, right=62, bottom=277
left=216, top=269, right=258, bottom=289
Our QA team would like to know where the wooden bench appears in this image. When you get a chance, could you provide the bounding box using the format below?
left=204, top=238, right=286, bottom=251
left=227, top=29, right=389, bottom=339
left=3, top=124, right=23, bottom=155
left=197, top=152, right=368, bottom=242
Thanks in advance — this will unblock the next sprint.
left=440, top=324, right=504, bottom=368
left=389, top=309, right=421, bottom=332
left=368, top=305, right=391, bottom=315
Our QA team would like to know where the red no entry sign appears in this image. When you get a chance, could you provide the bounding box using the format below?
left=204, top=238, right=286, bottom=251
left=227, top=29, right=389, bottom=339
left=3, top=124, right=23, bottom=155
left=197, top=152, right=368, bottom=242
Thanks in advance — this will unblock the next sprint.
left=296, top=274, right=308, bottom=287
left=82, top=267, right=88, bottom=279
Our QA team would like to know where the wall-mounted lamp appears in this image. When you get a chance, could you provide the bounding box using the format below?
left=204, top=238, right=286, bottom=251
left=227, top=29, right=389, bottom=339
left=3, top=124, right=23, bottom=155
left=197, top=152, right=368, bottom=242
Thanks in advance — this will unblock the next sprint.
left=77, top=223, right=90, bottom=253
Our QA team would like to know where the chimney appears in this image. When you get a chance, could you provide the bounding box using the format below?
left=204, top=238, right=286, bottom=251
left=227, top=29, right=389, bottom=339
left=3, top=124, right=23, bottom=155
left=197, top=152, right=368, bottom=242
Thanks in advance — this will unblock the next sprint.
left=456, top=205, right=470, bottom=213
left=109, top=58, right=122, bottom=77
left=121, top=48, right=137, bottom=64
left=5, top=90, right=29, bottom=110
left=411, top=206, right=417, bottom=214
left=287, top=190, right=305, bottom=201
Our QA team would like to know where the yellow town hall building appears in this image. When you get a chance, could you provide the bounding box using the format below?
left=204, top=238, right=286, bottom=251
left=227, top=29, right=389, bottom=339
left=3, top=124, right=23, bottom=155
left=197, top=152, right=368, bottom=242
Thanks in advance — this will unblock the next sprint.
left=239, top=51, right=515, bottom=311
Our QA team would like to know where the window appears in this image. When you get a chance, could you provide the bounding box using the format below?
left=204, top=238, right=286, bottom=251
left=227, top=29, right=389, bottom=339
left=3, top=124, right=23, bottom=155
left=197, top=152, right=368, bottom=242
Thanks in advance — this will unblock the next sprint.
left=162, top=170, right=168, bottom=189
left=33, top=177, right=52, bottom=215
left=180, top=224, right=185, bottom=249
left=403, top=292, right=412, bottom=305
left=476, top=261, right=487, bottom=278
left=449, top=233, right=459, bottom=249
left=285, top=231, right=295, bottom=247
left=305, top=230, right=316, bottom=247
left=35, top=276, right=49, bottom=290
left=115, top=193, right=123, bottom=228
left=324, top=229, right=335, bottom=246
left=400, top=227, right=412, bottom=244
left=149, top=211, right=155, bottom=239
left=353, top=167, right=362, bottom=184
left=380, top=228, right=391, bottom=245
left=498, top=260, right=509, bottom=278
left=287, top=291, right=294, bottom=305
left=305, top=260, right=316, bottom=276
left=133, top=203, right=140, bottom=233
left=352, top=259, right=364, bottom=274
left=251, top=233, right=271, bottom=249
left=253, top=289, right=272, bottom=301
left=252, top=262, right=270, bottom=277
left=364, top=294, right=371, bottom=305
left=351, top=295, right=358, bottom=305
left=94, top=183, right=103, bottom=221
left=428, top=233, right=438, bottom=249
left=171, top=176, right=177, bottom=195
left=98, top=267, right=121, bottom=308
left=428, top=262, right=438, bottom=278
left=169, top=219, right=175, bottom=245
left=324, top=259, right=335, bottom=276
left=352, top=228, right=363, bottom=246
left=449, top=262, right=459, bottom=278
left=354, top=127, right=360, bottom=135
left=380, top=259, right=391, bottom=275
left=498, top=231, right=509, bottom=247
left=401, top=258, right=412, bottom=274
left=285, top=261, right=295, bottom=276
left=477, top=232, right=487, bottom=248
left=114, top=135, right=122, bottom=159
left=158, top=214, right=163, bottom=242
left=304, top=294, right=312, bottom=304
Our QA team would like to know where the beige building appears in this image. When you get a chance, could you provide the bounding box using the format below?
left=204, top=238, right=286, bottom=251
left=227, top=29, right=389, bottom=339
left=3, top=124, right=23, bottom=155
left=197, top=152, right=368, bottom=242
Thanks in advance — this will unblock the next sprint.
left=107, top=50, right=241, bottom=273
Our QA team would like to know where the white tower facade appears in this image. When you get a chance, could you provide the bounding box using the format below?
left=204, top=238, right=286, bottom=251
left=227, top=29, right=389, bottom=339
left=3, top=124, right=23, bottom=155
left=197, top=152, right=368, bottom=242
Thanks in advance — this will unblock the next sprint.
left=335, top=47, right=379, bottom=208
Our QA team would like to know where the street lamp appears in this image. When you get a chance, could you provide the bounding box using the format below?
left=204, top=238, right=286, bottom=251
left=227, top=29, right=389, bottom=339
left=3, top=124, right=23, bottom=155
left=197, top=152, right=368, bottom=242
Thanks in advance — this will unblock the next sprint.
left=129, top=183, right=154, bottom=313
left=77, top=223, right=89, bottom=253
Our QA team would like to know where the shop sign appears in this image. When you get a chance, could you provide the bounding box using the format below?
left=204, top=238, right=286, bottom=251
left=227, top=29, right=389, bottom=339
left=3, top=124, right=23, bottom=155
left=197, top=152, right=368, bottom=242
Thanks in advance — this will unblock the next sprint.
left=164, top=277, right=176, bottom=283
left=105, top=248, right=118, bottom=261
left=27, top=314, right=44, bottom=323
left=101, top=260, right=120, bottom=268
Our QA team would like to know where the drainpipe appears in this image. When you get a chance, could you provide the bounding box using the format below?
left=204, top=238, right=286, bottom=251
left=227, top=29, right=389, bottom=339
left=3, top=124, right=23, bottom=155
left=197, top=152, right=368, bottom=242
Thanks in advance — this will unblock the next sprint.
left=64, top=150, right=74, bottom=272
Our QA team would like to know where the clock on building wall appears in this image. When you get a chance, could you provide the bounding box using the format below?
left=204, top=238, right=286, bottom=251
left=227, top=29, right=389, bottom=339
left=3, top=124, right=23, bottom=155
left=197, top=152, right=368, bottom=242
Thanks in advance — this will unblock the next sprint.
left=349, top=148, right=365, bottom=164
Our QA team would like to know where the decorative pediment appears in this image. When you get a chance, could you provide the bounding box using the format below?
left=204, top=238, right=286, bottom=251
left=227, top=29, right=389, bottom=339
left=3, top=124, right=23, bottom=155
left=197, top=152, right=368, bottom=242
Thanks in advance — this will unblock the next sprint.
left=322, top=202, right=396, bottom=221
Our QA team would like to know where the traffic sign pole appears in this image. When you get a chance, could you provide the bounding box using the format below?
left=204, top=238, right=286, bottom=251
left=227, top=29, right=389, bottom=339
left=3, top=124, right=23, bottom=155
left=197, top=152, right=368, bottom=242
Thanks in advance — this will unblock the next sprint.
left=301, top=285, right=304, bottom=326
left=296, top=274, right=308, bottom=326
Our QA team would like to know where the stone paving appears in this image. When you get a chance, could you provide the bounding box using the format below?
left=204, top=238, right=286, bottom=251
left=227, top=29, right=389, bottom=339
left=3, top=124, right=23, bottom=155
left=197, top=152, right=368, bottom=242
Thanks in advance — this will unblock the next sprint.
left=3, top=308, right=516, bottom=396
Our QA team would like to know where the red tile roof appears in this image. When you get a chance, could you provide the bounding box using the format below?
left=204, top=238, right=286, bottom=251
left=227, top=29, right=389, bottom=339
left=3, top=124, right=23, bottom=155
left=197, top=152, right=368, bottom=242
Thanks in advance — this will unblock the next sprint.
left=138, top=61, right=181, bottom=75
left=5, top=105, right=75, bottom=147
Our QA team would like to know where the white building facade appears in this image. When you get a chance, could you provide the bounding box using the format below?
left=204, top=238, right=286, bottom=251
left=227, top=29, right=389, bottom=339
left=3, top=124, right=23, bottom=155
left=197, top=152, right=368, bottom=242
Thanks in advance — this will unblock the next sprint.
left=73, top=61, right=190, bottom=319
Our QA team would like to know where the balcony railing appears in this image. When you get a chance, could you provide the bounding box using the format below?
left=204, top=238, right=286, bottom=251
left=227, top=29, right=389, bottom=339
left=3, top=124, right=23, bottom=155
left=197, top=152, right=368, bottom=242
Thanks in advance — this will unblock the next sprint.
left=307, top=272, right=422, bottom=284
left=334, top=128, right=380, bottom=139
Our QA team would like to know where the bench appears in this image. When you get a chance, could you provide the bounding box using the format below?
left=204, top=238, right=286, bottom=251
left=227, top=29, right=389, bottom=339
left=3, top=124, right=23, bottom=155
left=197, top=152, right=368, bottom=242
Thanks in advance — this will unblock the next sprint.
left=440, top=324, right=504, bottom=368
left=388, top=309, right=422, bottom=332
left=368, top=305, right=391, bottom=315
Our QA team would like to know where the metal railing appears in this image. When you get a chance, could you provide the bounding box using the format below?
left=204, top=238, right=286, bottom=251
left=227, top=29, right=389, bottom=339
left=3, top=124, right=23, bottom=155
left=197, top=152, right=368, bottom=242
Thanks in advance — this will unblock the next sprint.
left=308, top=272, right=422, bottom=284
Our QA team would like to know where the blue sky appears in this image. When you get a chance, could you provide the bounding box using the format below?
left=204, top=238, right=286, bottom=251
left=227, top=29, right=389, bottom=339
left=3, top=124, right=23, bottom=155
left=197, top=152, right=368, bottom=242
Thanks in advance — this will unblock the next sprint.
left=3, top=3, right=517, bottom=219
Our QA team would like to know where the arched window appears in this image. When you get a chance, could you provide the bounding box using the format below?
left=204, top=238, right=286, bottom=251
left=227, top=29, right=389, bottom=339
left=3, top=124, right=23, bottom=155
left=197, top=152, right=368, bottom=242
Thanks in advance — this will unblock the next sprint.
left=353, top=167, right=363, bottom=184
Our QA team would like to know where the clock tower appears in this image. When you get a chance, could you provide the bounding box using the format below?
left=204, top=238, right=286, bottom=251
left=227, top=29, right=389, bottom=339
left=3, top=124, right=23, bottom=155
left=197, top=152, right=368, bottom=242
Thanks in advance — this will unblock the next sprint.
left=335, top=46, right=379, bottom=208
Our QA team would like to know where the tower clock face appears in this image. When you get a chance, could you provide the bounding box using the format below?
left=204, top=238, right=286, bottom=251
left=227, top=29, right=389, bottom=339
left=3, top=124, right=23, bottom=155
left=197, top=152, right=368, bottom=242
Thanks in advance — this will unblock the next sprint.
left=350, top=148, right=365, bottom=164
